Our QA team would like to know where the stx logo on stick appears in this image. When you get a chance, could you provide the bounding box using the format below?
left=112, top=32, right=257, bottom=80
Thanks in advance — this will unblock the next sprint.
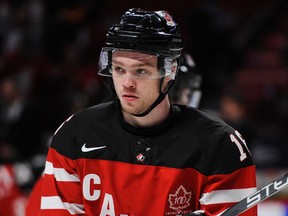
left=217, top=173, right=288, bottom=216
left=247, top=175, right=288, bottom=208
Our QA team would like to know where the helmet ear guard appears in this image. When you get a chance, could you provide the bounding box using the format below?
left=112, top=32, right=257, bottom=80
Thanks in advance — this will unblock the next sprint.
left=98, top=47, right=111, bottom=77
left=166, top=59, right=179, bottom=80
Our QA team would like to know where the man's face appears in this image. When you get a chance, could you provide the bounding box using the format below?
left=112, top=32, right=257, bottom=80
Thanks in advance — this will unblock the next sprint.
left=111, top=50, right=162, bottom=115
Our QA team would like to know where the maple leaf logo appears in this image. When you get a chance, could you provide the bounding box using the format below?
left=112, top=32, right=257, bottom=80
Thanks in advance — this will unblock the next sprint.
left=168, top=185, right=192, bottom=210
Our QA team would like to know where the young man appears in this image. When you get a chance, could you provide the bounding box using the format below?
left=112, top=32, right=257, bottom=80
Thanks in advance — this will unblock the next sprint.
left=39, top=8, right=257, bottom=216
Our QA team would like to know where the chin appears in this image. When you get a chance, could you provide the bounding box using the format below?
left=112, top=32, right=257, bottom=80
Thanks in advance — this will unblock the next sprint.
left=121, top=105, right=135, bottom=114
left=122, top=106, right=143, bottom=116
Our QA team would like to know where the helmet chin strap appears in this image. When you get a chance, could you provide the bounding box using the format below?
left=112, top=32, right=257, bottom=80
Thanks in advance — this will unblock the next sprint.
left=132, top=78, right=175, bottom=117
left=132, top=92, right=166, bottom=117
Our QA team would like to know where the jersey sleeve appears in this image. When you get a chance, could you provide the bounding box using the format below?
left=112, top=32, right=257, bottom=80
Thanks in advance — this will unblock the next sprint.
left=40, top=115, right=85, bottom=216
left=200, top=128, right=257, bottom=216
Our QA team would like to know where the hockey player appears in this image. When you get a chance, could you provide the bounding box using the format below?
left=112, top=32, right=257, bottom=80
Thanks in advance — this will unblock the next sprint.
left=38, top=8, right=257, bottom=216
left=169, top=53, right=202, bottom=108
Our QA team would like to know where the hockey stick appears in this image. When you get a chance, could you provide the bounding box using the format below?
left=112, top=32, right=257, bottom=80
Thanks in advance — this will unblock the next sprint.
left=184, top=172, right=288, bottom=216
left=221, top=172, right=288, bottom=215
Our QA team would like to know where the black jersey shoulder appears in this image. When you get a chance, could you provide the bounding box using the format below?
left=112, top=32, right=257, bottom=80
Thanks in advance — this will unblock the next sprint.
left=174, top=105, right=232, bottom=135
left=50, top=101, right=116, bottom=157
left=172, top=105, right=255, bottom=174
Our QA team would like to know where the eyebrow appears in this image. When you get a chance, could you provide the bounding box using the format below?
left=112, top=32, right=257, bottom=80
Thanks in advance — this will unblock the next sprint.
left=112, top=59, right=155, bottom=67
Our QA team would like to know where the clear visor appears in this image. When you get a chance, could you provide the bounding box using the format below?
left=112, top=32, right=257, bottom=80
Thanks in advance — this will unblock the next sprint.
left=98, top=47, right=176, bottom=79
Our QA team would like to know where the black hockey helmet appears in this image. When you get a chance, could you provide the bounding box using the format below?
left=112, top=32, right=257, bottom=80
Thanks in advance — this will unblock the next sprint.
left=169, top=53, right=202, bottom=107
left=106, top=8, right=183, bottom=57
left=99, top=8, right=184, bottom=78
left=98, top=8, right=184, bottom=116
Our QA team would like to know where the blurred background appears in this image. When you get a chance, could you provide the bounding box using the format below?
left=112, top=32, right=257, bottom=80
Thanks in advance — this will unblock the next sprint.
left=0, top=0, right=287, bottom=215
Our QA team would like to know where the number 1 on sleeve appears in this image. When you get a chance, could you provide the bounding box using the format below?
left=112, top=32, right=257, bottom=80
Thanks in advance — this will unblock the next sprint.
left=230, top=131, right=248, bottom=161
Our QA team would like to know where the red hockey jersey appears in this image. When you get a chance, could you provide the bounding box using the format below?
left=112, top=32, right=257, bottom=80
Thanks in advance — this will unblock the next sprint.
left=40, top=101, right=257, bottom=215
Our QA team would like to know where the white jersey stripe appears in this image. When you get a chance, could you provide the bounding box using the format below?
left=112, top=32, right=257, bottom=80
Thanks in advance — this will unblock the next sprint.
left=54, top=114, right=74, bottom=135
left=200, top=187, right=257, bottom=205
left=45, top=161, right=80, bottom=182
left=41, top=196, right=85, bottom=214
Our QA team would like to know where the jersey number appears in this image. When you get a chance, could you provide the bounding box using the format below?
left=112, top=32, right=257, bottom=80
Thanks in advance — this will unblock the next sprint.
left=230, top=130, right=250, bottom=162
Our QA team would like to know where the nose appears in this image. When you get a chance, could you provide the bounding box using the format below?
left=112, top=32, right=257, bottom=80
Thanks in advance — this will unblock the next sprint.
left=122, top=73, right=136, bottom=88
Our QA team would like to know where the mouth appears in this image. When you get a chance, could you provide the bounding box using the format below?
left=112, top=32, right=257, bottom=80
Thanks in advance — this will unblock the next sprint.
left=122, top=94, right=139, bottom=102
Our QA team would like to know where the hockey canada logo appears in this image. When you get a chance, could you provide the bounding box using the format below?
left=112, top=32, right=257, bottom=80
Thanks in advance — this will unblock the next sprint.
left=156, top=11, right=176, bottom=27
left=136, top=153, right=145, bottom=162
left=168, top=185, right=191, bottom=212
